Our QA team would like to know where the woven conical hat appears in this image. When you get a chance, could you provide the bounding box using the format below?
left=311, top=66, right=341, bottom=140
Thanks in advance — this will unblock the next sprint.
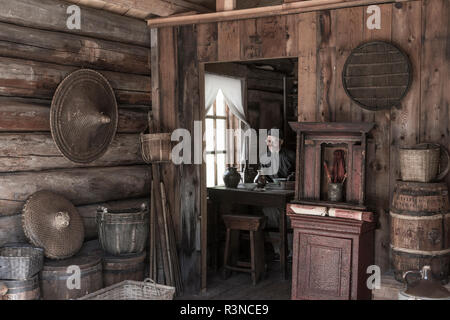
left=22, top=191, right=84, bottom=260
left=50, top=69, right=118, bottom=163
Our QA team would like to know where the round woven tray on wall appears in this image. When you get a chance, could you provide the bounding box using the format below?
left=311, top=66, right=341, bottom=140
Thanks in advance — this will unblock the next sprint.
left=22, top=191, right=84, bottom=260
left=50, top=69, right=118, bottom=163
left=342, top=41, right=412, bottom=111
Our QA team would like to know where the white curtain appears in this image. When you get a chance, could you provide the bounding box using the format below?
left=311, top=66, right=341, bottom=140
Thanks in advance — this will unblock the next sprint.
left=205, top=72, right=250, bottom=165
left=205, top=73, right=249, bottom=126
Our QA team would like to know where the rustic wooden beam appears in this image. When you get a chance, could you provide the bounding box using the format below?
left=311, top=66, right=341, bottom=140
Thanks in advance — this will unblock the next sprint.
left=148, top=0, right=399, bottom=27
left=0, top=133, right=144, bottom=172
left=0, top=0, right=150, bottom=47
left=0, top=21, right=150, bottom=75
left=0, top=57, right=151, bottom=105
left=0, top=97, right=148, bottom=133
left=69, top=0, right=213, bottom=17
left=0, top=165, right=150, bottom=216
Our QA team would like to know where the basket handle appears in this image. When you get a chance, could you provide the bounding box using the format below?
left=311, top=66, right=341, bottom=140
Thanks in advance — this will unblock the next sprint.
left=413, top=143, right=450, bottom=181
left=143, top=278, right=161, bottom=296
left=140, top=133, right=151, bottom=164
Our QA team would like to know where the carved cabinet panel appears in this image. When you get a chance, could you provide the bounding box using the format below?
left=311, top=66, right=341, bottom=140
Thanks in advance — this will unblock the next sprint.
left=295, top=233, right=352, bottom=300
left=289, top=214, right=375, bottom=300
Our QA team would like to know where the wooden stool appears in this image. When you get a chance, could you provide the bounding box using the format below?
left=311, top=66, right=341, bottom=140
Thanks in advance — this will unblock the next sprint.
left=222, top=214, right=266, bottom=285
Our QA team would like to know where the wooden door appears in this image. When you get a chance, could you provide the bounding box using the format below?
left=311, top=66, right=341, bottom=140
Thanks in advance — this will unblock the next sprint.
left=292, top=231, right=352, bottom=300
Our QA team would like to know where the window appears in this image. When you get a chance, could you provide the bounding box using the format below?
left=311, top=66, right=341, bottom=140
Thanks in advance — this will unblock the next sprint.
left=206, top=90, right=241, bottom=187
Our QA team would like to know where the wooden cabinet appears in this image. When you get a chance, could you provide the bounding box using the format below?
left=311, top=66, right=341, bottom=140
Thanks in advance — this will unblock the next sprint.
left=289, top=214, right=375, bottom=300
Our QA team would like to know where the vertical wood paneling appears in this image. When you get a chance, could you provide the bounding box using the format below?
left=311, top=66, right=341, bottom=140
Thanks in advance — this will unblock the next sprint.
left=334, top=6, right=364, bottom=122
left=390, top=1, right=421, bottom=203
left=286, top=14, right=299, bottom=57
left=420, top=0, right=450, bottom=189
left=176, top=25, right=201, bottom=293
left=240, top=16, right=287, bottom=60
left=218, top=20, right=241, bottom=61
left=297, top=11, right=318, bottom=122
left=240, top=19, right=260, bottom=60
left=157, top=26, right=182, bottom=264
left=362, top=3, right=393, bottom=272
left=257, top=16, right=287, bottom=59
left=197, top=23, right=218, bottom=62
left=317, top=10, right=335, bottom=122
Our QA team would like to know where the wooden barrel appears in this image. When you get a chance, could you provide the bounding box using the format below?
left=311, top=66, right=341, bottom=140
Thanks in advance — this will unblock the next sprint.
left=1, top=275, right=40, bottom=300
left=390, top=181, right=450, bottom=282
left=40, top=254, right=103, bottom=300
left=103, top=251, right=146, bottom=287
left=97, top=206, right=148, bottom=256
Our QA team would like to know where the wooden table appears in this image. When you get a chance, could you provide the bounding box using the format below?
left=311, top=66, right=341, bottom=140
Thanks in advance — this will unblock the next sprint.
left=208, top=186, right=295, bottom=279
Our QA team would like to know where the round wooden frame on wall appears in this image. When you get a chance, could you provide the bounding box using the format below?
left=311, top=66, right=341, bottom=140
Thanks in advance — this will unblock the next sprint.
left=342, top=41, right=412, bottom=111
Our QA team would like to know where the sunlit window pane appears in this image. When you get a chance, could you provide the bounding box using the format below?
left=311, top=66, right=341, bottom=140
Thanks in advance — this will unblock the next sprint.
left=217, top=153, right=226, bottom=186
left=206, top=104, right=214, bottom=116
left=205, top=118, right=214, bottom=152
left=206, top=154, right=215, bottom=187
left=216, top=90, right=225, bottom=116
left=216, top=119, right=225, bottom=151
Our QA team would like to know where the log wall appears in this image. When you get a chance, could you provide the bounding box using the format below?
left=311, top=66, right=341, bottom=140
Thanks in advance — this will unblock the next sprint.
left=152, top=0, right=449, bottom=291
left=0, top=0, right=151, bottom=246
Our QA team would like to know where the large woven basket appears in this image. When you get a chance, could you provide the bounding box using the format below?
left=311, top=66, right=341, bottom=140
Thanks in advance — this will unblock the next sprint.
left=78, top=278, right=175, bottom=300
left=140, top=133, right=172, bottom=163
left=0, top=245, right=44, bottom=280
left=399, top=143, right=450, bottom=182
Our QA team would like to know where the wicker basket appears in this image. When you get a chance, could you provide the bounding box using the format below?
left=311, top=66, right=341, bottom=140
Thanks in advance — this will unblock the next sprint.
left=399, top=143, right=450, bottom=182
left=78, top=278, right=175, bottom=300
left=140, top=133, right=172, bottom=163
left=0, top=245, right=44, bottom=280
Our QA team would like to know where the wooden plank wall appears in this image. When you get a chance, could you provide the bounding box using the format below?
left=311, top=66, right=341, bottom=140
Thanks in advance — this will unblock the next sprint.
left=0, top=0, right=151, bottom=245
left=159, top=0, right=448, bottom=289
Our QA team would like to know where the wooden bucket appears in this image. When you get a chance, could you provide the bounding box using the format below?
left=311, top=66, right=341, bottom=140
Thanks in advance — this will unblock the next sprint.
left=97, top=206, right=148, bottom=256
left=140, top=132, right=172, bottom=163
left=40, top=255, right=103, bottom=300
left=390, top=181, right=450, bottom=282
left=399, top=143, right=450, bottom=182
left=1, top=275, right=40, bottom=300
left=103, top=252, right=146, bottom=287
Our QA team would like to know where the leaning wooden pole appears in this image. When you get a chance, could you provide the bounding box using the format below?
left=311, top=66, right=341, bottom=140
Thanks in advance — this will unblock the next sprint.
left=160, top=181, right=174, bottom=287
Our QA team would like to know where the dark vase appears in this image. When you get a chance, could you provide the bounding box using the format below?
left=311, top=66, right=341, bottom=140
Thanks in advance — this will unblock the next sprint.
left=254, top=170, right=267, bottom=188
left=223, top=167, right=241, bottom=188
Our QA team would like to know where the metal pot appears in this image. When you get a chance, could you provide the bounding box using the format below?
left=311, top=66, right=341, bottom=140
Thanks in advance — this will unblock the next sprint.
left=398, top=266, right=450, bottom=300
left=328, top=183, right=344, bottom=202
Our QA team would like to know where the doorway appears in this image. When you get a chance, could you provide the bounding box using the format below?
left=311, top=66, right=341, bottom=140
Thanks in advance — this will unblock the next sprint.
left=201, top=57, right=298, bottom=294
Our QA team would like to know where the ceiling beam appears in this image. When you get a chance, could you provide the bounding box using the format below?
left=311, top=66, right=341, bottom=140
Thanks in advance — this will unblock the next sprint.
left=69, top=0, right=213, bottom=17
left=148, top=0, right=399, bottom=27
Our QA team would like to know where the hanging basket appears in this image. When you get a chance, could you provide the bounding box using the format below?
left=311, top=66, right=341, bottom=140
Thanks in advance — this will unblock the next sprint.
left=140, top=132, right=172, bottom=164
left=399, top=143, right=450, bottom=182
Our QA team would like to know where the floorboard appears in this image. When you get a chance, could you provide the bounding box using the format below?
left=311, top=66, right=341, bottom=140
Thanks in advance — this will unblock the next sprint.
left=177, top=261, right=291, bottom=300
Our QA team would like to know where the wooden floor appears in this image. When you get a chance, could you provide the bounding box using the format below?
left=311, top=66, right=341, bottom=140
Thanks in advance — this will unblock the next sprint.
left=178, top=262, right=291, bottom=300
